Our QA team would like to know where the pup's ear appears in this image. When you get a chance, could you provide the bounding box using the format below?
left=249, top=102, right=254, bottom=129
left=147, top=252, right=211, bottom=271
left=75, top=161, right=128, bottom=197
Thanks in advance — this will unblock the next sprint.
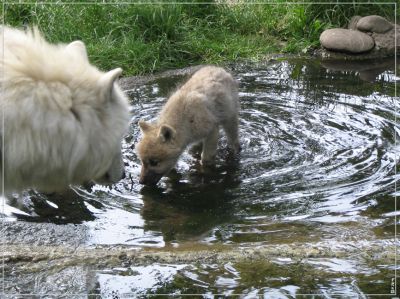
left=138, top=120, right=152, bottom=133
left=66, top=40, right=88, bottom=61
left=158, top=124, right=176, bottom=142
left=99, top=68, right=123, bottom=99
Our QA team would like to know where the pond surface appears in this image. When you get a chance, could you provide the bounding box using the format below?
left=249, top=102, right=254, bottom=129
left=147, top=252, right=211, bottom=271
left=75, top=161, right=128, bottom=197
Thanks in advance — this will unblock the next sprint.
left=1, top=57, right=399, bottom=297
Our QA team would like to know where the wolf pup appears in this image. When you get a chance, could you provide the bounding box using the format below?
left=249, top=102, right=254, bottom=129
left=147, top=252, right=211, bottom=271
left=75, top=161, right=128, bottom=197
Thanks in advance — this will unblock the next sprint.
left=136, top=66, right=240, bottom=185
left=0, top=26, right=130, bottom=193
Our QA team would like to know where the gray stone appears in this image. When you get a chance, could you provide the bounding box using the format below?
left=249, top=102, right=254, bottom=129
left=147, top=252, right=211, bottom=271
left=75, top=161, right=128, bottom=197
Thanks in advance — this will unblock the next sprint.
left=372, top=24, right=400, bottom=53
left=357, top=15, right=393, bottom=33
left=320, top=28, right=375, bottom=54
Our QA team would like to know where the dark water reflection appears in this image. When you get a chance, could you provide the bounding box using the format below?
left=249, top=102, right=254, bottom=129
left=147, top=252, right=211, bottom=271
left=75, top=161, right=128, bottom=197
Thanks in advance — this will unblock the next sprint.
left=3, top=58, right=399, bottom=296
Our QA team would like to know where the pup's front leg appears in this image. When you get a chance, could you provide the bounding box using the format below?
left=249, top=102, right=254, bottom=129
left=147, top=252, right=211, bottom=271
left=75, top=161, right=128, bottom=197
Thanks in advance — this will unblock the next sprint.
left=201, top=128, right=219, bottom=166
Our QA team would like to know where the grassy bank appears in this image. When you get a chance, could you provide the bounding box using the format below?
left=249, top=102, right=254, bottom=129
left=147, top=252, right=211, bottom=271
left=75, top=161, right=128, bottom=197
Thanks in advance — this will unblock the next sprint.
left=2, top=2, right=397, bottom=75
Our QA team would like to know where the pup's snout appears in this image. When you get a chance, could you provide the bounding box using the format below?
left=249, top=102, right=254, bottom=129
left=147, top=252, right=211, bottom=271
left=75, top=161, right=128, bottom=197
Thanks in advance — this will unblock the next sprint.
left=139, top=170, right=162, bottom=186
left=139, top=176, right=158, bottom=186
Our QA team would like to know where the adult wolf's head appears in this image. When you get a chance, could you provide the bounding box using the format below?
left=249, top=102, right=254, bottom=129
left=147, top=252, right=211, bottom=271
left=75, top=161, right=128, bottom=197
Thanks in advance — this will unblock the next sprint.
left=1, top=27, right=131, bottom=192
left=136, top=121, right=181, bottom=186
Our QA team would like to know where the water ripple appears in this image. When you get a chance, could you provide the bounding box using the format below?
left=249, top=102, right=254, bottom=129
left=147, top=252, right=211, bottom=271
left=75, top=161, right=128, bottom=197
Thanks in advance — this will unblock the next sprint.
left=3, top=59, right=398, bottom=249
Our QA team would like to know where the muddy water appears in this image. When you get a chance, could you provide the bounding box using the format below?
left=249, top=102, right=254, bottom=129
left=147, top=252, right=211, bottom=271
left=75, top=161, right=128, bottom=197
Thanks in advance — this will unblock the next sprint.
left=1, top=58, right=399, bottom=297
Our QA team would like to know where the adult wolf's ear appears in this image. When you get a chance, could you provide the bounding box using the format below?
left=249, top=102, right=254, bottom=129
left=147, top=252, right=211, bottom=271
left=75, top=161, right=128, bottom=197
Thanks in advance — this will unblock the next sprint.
left=138, top=120, right=153, bottom=133
left=66, top=40, right=88, bottom=61
left=99, top=68, right=123, bottom=99
left=158, top=125, right=176, bottom=142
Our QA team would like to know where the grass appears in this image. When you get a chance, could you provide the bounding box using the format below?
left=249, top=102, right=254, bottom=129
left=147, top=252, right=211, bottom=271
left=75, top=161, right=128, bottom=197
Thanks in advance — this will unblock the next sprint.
left=2, top=2, right=398, bottom=76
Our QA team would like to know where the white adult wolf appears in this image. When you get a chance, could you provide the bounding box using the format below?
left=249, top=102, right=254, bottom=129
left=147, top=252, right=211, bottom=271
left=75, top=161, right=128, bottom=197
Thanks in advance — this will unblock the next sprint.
left=0, top=26, right=130, bottom=193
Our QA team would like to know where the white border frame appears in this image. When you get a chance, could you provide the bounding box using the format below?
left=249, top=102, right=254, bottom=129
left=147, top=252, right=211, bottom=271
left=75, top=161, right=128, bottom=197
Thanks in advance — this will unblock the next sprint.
left=0, top=1, right=398, bottom=297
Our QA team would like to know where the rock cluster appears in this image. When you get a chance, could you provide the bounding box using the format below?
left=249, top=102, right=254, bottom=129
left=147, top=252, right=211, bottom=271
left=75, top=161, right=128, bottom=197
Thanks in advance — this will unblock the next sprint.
left=319, top=15, right=399, bottom=57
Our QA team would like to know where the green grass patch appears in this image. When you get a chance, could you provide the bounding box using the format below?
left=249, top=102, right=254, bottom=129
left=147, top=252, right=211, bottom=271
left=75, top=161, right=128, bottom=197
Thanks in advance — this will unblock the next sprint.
left=2, top=2, right=397, bottom=75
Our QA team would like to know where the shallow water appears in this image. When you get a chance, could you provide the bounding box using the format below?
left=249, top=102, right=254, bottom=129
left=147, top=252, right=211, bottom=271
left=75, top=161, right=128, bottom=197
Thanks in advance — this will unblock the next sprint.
left=2, top=58, right=399, bottom=297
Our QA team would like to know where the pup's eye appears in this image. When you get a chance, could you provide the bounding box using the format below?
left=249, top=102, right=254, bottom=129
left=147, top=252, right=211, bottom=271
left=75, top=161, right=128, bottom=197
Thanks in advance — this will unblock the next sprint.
left=149, top=159, right=159, bottom=167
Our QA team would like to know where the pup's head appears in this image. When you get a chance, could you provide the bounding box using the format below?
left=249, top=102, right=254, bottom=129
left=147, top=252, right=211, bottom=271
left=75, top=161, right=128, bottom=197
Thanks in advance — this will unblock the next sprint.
left=136, top=121, right=181, bottom=185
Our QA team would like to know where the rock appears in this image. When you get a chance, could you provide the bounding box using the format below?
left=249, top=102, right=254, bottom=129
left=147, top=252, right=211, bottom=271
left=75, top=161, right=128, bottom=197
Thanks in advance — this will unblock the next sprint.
left=320, top=28, right=375, bottom=54
left=318, top=15, right=397, bottom=59
left=372, top=24, right=400, bottom=53
left=357, top=15, right=393, bottom=33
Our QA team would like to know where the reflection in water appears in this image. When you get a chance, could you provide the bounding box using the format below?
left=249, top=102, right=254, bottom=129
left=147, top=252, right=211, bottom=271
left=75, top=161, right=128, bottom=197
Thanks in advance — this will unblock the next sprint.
left=7, top=188, right=97, bottom=224
left=91, top=257, right=394, bottom=297
left=140, top=160, right=241, bottom=242
left=321, top=57, right=396, bottom=82
left=3, top=58, right=399, bottom=296
left=93, top=264, right=187, bottom=297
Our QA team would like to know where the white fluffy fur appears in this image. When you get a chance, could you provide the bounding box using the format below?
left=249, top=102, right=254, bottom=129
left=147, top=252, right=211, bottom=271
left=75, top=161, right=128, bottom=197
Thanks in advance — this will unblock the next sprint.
left=0, top=26, right=130, bottom=193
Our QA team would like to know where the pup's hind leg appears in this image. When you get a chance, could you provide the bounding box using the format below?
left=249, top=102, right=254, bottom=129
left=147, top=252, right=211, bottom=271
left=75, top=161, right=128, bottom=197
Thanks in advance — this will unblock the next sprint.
left=222, top=116, right=240, bottom=154
left=201, top=127, right=219, bottom=166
